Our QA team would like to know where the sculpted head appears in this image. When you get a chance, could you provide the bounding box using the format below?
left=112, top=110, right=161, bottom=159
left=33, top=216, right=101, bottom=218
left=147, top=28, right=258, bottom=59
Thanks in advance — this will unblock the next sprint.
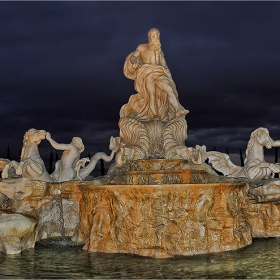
left=254, top=127, right=273, bottom=149
left=24, top=129, right=47, bottom=145
left=21, top=129, right=47, bottom=161
left=246, top=128, right=273, bottom=157
left=148, top=28, right=161, bottom=50
left=71, top=137, right=85, bottom=152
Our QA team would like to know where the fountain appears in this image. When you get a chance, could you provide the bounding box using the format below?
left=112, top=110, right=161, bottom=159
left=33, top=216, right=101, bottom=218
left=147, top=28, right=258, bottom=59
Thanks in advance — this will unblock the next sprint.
left=1, top=28, right=280, bottom=260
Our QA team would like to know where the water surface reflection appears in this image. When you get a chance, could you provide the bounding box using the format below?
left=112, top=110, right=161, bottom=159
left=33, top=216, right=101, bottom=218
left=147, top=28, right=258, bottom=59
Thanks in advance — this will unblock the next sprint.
left=0, top=237, right=280, bottom=279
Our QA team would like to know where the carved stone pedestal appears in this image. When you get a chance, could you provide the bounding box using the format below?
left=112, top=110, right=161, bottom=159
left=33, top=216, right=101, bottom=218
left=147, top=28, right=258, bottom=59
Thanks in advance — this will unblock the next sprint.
left=107, top=159, right=219, bottom=185
left=78, top=181, right=252, bottom=258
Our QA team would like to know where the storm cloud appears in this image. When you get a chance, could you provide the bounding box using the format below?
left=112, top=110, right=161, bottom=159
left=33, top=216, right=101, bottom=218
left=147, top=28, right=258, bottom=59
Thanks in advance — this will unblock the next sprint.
left=1, top=1, right=280, bottom=167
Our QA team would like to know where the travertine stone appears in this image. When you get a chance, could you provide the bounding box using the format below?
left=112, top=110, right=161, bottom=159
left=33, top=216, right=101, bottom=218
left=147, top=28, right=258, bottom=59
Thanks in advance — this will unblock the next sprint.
left=108, top=159, right=219, bottom=185
left=0, top=179, right=83, bottom=253
left=243, top=202, right=280, bottom=238
left=0, top=178, right=47, bottom=218
left=0, top=212, right=37, bottom=254
left=78, top=182, right=252, bottom=258
left=36, top=181, right=82, bottom=240
left=36, top=196, right=80, bottom=240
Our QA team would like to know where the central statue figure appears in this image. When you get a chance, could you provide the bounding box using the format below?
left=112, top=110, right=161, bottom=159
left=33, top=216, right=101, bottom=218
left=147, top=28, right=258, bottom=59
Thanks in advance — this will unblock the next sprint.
left=122, top=28, right=188, bottom=121
left=117, top=28, right=202, bottom=162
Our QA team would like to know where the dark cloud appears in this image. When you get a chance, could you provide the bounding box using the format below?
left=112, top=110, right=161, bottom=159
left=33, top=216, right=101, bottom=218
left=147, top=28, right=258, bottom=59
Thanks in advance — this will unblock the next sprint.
left=0, top=1, right=280, bottom=168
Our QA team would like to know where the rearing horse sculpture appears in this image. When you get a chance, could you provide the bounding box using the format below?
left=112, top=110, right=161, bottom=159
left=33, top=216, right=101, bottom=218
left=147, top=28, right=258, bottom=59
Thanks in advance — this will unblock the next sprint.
left=207, top=127, right=280, bottom=180
left=2, top=129, right=53, bottom=182
left=1, top=128, right=121, bottom=182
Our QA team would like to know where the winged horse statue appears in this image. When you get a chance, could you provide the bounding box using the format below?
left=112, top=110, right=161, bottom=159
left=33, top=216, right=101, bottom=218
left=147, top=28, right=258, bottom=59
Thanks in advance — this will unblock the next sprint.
left=206, top=127, right=280, bottom=180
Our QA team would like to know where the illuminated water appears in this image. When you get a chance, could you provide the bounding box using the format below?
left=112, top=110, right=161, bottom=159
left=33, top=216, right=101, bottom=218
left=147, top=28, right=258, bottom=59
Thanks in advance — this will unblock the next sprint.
left=1, top=237, right=280, bottom=279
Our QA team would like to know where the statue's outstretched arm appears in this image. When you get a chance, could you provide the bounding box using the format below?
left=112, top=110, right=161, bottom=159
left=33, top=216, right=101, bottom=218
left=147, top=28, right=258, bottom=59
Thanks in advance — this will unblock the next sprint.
left=273, top=140, right=280, bottom=147
left=130, top=45, right=143, bottom=68
left=160, top=52, right=169, bottom=69
left=46, top=132, right=70, bottom=151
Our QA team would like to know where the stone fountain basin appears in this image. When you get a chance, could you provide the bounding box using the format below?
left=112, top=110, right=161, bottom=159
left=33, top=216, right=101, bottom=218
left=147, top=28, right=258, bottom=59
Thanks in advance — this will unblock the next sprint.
left=1, top=177, right=280, bottom=257
left=78, top=182, right=253, bottom=258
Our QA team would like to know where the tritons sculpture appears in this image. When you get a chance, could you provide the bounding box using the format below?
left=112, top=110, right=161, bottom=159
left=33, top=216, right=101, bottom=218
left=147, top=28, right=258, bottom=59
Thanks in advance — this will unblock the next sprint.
left=0, top=129, right=121, bottom=182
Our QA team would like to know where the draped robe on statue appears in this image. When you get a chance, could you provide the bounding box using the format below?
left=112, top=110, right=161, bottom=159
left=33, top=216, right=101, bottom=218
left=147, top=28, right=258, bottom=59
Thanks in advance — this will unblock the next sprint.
left=121, top=52, right=186, bottom=122
left=118, top=52, right=189, bottom=160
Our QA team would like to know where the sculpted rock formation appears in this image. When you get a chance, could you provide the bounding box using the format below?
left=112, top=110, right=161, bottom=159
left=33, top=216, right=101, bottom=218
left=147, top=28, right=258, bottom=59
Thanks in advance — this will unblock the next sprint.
left=78, top=181, right=251, bottom=258
left=0, top=179, right=83, bottom=254
left=0, top=212, right=37, bottom=254
left=207, top=127, right=280, bottom=180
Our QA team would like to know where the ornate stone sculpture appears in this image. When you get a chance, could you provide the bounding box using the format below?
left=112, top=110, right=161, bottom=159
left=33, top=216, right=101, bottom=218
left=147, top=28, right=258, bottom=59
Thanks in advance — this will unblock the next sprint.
left=46, top=132, right=88, bottom=182
left=119, top=28, right=201, bottom=162
left=1, top=129, right=120, bottom=182
left=46, top=133, right=121, bottom=182
left=207, top=127, right=280, bottom=180
left=2, top=129, right=53, bottom=182
left=77, top=136, right=121, bottom=180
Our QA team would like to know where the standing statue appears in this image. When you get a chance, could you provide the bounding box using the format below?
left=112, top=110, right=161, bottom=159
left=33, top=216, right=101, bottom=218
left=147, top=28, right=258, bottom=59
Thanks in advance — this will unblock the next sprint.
left=207, top=127, right=280, bottom=180
left=119, top=28, right=202, bottom=162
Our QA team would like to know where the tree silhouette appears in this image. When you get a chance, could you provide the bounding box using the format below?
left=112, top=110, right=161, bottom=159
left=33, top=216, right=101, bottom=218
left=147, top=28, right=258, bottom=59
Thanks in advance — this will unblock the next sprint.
left=7, top=146, right=10, bottom=160
left=275, top=147, right=279, bottom=178
left=100, top=159, right=105, bottom=176
left=49, top=150, right=53, bottom=174
left=239, top=149, right=244, bottom=167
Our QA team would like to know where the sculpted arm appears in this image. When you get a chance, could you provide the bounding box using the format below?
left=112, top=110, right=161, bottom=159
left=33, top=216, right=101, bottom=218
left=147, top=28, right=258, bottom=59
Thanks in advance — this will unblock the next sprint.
left=273, top=140, right=280, bottom=147
left=46, top=132, right=70, bottom=151
left=130, top=45, right=143, bottom=68
left=160, top=52, right=174, bottom=80
left=160, top=52, right=169, bottom=69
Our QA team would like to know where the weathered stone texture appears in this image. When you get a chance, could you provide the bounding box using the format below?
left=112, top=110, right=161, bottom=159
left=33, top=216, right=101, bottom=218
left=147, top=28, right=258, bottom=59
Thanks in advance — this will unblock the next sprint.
left=78, top=183, right=252, bottom=258
left=243, top=202, right=280, bottom=238
left=36, top=197, right=80, bottom=240
left=0, top=178, right=47, bottom=219
left=0, top=212, right=37, bottom=254
left=0, top=179, right=83, bottom=254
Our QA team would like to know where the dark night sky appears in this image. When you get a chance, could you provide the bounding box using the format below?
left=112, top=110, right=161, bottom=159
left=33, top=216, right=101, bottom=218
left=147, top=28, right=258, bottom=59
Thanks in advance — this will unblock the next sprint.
left=1, top=1, right=280, bottom=167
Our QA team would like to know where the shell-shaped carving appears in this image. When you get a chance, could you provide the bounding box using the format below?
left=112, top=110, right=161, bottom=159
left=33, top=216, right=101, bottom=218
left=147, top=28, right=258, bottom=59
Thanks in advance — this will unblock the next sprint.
left=119, top=117, right=150, bottom=159
left=163, top=117, right=188, bottom=158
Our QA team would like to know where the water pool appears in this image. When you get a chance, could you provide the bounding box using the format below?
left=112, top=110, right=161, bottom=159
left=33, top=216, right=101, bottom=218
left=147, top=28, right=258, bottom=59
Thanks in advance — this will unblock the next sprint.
left=1, top=237, right=280, bottom=279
